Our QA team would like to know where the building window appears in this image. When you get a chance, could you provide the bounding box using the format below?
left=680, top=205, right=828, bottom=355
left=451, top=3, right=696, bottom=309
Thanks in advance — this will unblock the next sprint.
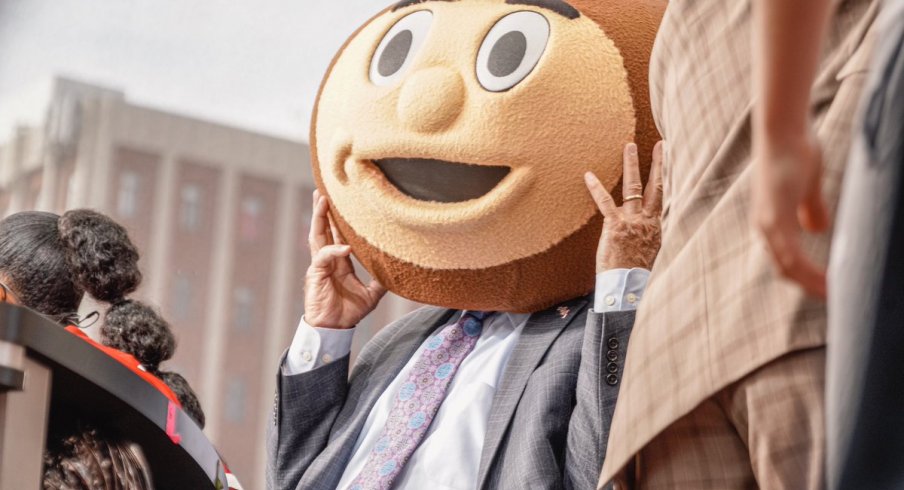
left=117, top=171, right=140, bottom=217
left=233, top=287, right=254, bottom=331
left=172, top=275, right=194, bottom=320
left=239, top=196, right=262, bottom=242
left=224, top=379, right=247, bottom=423
left=180, top=184, right=202, bottom=231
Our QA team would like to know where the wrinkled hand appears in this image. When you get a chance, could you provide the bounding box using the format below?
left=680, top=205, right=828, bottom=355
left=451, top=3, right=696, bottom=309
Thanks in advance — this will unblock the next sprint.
left=303, top=190, right=387, bottom=329
left=752, top=135, right=828, bottom=298
left=584, top=142, right=664, bottom=273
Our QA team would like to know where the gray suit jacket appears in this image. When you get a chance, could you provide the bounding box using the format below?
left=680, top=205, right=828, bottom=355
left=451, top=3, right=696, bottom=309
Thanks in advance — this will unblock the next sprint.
left=267, top=295, right=634, bottom=490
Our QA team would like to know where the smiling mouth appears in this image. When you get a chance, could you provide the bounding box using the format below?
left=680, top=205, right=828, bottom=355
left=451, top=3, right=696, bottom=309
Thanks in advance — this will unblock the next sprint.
left=373, top=158, right=511, bottom=203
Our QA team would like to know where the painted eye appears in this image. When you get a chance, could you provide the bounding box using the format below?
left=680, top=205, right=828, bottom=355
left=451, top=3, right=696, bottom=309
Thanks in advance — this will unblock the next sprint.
left=476, top=11, right=550, bottom=92
left=370, top=10, right=433, bottom=86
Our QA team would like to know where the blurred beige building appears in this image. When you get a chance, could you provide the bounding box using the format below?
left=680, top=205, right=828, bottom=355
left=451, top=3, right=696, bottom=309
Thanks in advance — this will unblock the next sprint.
left=0, top=76, right=419, bottom=487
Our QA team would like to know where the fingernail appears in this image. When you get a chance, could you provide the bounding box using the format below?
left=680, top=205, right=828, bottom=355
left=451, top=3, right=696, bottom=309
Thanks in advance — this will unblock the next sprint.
left=584, top=172, right=595, bottom=184
left=628, top=143, right=637, bottom=155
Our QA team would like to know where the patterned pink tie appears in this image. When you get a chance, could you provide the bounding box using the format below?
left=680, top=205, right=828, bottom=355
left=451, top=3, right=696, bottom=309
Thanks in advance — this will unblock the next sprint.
left=346, top=311, right=491, bottom=490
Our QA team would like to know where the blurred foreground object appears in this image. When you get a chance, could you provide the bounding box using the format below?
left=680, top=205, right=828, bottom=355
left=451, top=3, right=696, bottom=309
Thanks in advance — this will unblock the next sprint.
left=0, top=303, right=227, bottom=489
left=827, top=1, right=904, bottom=488
left=600, top=0, right=880, bottom=487
left=42, top=425, right=151, bottom=490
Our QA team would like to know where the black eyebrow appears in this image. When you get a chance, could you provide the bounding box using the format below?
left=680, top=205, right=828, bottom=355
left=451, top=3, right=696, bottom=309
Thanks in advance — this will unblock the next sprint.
left=392, top=0, right=580, bottom=20
left=392, top=0, right=455, bottom=11
left=505, top=0, right=579, bottom=19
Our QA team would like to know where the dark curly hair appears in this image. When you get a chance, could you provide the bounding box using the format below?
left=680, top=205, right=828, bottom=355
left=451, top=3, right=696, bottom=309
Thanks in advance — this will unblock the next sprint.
left=0, top=210, right=139, bottom=323
left=58, top=210, right=142, bottom=304
left=42, top=424, right=151, bottom=490
left=159, top=371, right=206, bottom=428
left=0, top=209, right=205, bottom=426
left=103, top=299, right=176, bottom=373
left=101, top=299, right=206, bottom=427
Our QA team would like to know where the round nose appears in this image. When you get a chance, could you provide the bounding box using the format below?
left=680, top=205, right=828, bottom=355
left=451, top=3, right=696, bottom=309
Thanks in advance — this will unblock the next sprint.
left=397, top=67, right=465, bottom=133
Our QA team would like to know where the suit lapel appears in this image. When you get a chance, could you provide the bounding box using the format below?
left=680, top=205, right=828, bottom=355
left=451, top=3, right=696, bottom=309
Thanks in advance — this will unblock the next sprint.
left=476, top=297, right=589, bottom=490
left=355, top=308, right=460, bottom=419
left=316, top=307, right=458, bottom=483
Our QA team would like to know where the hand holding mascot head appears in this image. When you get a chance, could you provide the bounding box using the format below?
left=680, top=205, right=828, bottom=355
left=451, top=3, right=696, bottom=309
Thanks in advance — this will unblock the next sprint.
left=311, top=0, right=665, bottom=313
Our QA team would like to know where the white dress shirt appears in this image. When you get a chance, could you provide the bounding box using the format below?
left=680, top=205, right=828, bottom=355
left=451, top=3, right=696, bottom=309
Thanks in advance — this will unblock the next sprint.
left=283, top=268, right=649, bottom=490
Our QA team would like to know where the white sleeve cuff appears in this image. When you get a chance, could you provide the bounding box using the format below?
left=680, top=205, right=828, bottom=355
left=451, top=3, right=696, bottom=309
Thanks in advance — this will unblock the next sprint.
left=283, top=317, right=356, bottom=375
left=593, top=268, right=651, bottom=313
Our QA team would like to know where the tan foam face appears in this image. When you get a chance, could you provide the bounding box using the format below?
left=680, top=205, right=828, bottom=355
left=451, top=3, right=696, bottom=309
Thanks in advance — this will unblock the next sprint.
left=313, top=0, right=635, bottom=270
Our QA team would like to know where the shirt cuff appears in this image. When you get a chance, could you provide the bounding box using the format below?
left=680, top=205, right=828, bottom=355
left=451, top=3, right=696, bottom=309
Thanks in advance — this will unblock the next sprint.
left=283, top=317, right=355, bottom=375
left=593, top=268, right=651, bottom=313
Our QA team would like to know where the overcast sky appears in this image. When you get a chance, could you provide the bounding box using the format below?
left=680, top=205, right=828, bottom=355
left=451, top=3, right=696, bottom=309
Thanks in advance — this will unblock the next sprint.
left=0, top=0, right=388, bottom=142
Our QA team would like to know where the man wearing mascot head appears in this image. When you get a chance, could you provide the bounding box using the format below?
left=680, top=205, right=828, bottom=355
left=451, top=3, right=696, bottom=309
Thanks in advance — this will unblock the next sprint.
left=268, top=1, right=664, bottom=489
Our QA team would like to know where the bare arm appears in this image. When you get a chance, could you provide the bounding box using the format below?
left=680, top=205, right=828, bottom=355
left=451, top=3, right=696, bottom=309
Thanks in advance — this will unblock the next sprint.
left=754, top=0, right=833, bottom=144
left=752, top=0, right=834, bottom=298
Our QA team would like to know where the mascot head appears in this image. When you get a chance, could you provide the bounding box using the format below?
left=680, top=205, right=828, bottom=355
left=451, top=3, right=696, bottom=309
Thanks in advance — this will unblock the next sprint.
left=311, top=0, right=665, bottom=313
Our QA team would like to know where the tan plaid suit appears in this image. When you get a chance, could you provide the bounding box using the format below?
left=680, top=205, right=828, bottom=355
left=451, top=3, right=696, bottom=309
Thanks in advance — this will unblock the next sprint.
left=598, top=1, right=880, bottom=488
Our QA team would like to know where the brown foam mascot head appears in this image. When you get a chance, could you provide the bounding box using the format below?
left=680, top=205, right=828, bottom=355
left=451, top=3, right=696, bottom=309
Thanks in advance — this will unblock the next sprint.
left=312, top=0, right=665, bottom=313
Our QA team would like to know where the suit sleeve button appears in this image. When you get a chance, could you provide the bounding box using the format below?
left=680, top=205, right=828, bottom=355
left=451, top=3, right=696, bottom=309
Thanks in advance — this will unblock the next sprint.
left=606, top=374, right=619, bottom=386
left=607, top=337, right=619, bottom=349
left=606, top=350, right=618, bottom=362
left=607, top=362, right=618, bottom=374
